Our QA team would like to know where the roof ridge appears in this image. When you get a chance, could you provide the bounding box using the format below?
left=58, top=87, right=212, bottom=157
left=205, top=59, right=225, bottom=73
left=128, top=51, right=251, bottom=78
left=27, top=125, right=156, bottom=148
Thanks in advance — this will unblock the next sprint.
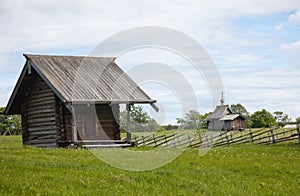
left=23, top=54, right=116, bottom=60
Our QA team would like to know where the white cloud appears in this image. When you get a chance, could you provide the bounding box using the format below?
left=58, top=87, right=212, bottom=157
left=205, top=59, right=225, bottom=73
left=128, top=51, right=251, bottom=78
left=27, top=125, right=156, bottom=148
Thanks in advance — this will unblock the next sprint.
left=289, top=10, right=300, bottom=23
left=221, top=54, right=264, bottom=65
left=0, top=0, right=299, bottom=54
left=281, top=40, right=300, bottom=51
left=1, top=0, right=300, bottom=122
left=221, top=66, right=300, bottom=119
left=274, top=22, right=285, bottom=30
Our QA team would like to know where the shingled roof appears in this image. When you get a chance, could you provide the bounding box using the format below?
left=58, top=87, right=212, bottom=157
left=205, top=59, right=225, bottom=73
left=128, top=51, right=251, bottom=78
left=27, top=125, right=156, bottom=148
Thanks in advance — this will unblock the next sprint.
left=5, top=54, right=156, bottom=115
left=205, top=105, right=232, bottom=121
left=219, top=114, right=245, bottom=121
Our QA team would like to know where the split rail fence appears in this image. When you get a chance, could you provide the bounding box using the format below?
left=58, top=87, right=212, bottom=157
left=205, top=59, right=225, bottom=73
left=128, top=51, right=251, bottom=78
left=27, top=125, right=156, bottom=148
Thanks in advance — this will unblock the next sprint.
left=132, top=125, right=300, bottom=148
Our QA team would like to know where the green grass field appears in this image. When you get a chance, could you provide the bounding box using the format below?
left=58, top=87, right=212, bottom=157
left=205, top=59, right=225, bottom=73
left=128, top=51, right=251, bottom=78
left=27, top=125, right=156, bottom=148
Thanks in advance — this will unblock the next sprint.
left=0, top=136, right=299, bottom=195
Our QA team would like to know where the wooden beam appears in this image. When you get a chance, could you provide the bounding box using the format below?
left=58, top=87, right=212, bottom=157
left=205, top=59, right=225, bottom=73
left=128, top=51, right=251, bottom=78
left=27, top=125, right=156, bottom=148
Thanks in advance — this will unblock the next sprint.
left=150, top=103, right=159, bottom=112
left=126, top=104, right=131, bottom=143
left=70, top=105, right=77, bottom=143
left=28, top=63, right=31, bottom=74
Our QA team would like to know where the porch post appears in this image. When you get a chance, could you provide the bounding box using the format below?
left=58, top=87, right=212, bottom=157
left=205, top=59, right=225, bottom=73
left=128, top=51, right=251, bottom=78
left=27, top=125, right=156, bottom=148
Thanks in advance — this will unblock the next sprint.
left=126, top=103, right=131, bottom=143
left=71, top=105, right=77, bottom=143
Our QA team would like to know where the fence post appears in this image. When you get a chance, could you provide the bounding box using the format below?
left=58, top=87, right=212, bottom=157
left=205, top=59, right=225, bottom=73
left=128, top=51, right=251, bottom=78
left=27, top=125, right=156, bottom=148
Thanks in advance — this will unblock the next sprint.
left=297, top=124, right=300, bottom=144
left=270, top=128, right=276, bottom=144
left=134, top=137, right=138, bottom=147
left=142, top=136, right=145, bottom=146
left=164, top=135, right=167, bottom=145
left=198, top=133, right=202, bottom=143
left=226, top=132, right=230, bottom=145
left=187, top=133, right=192, bottom=148
left=153, top=134, right=157, bottom=147
left=249, top=129, right=253, bottom=143
left=205, top=135, right=209, bottom=148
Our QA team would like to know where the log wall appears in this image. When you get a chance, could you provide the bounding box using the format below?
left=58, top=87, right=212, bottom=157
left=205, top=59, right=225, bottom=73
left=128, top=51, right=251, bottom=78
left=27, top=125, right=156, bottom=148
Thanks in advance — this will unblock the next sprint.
left=21, top=71, right=121, bottom=147
left=232, top=117, right=245, bottom=130
left=56, top=101, right=72, bottom=145
left=23, top=76, right=57, bottom=147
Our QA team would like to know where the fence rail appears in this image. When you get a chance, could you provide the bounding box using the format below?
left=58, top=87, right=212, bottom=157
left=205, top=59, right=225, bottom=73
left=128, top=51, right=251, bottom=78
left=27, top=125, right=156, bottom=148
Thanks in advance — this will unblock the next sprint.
left=133, top=125, right=300, bottom=149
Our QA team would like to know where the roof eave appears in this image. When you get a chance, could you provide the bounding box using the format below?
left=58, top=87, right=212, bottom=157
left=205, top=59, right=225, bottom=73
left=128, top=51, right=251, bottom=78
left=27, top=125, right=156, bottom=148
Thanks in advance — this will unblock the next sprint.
left=68, top=99, right=157, bottom=105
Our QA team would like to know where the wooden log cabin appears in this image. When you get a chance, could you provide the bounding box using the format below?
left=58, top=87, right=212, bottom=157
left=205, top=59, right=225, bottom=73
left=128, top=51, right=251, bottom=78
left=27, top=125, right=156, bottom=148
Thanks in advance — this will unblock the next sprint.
left=205, top=94, right=245, bottom=131
left=4, top=54, right=156, bottom=147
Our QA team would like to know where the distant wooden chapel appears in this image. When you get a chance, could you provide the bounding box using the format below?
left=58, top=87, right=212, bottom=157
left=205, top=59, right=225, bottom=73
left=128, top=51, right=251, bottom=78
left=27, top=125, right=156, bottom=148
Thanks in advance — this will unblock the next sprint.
left=205, top=93, right=245, bottom=131
left=4, top=54, right=156, bottom=147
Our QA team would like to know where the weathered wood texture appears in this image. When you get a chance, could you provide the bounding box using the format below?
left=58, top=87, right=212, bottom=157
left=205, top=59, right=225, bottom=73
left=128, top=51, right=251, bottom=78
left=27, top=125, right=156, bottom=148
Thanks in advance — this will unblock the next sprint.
left=75, top=104, right=120, bottom=140
left=223, top=117, right=245, bottom=131
left=233, top=117, right=245, bottom=130
left=20, top=70, right=121, bottom=147
left=134, top=127, right=300, bottom=148
left=23, top=75, right=57, bottom=147
left=56, top=101, right=72, bottom=144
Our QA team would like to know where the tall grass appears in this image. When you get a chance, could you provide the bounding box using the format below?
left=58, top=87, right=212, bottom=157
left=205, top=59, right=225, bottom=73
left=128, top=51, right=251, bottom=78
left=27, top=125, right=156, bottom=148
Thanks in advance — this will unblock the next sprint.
left=0, top=136, right=299, bottom=195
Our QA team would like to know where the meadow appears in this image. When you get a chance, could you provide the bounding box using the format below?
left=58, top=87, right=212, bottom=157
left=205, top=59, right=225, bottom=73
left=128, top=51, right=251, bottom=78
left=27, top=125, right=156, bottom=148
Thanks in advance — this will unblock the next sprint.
left=0, top=136, right=299, bottom=195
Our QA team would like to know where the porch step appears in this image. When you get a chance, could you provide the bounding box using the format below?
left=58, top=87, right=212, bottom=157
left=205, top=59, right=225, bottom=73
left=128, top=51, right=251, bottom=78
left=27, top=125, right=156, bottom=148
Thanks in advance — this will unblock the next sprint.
left=79, top=140, right=127, bottom=145
left=77, top=140, right=132, bottom=148
left=82, top=143, right=132, bottom=148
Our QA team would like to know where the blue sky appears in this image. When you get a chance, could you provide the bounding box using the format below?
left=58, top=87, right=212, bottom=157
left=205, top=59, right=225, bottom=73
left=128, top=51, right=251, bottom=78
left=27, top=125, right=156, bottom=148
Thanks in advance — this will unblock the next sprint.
left=1, top=0, right=300, bottom=124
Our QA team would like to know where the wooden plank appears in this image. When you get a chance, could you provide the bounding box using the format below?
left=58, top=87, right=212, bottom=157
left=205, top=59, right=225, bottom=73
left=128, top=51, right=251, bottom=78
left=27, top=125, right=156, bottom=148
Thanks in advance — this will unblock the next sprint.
left=27, top=123, right=56, bottom=129
left=33, top=143, right=57, bottom=147
left=27, top=91, right=54, bottom=100
left=26, top=100, right=56, bottom=108
left=31, top=80, right=50, bottom=86
left=28, top=131, right=56, bottom=136
left=26, top=96, right=55, bottom=105
left=30, top=87, right=53, bottom=94
left=28, top=133, right=57, bottom=139
left=28, top=126, right=57, bottom=132
left=26, top=106, right=55, bottom=114
left=26, top=101, right=55, bottom=109
left=30, top=86, right=51, bottom=92
left=26, top=108, right=55, bottom=116
left=28, top=125, right=56, bottom=131
left=27, top=117, right=56, bottom=124
left=26, top=121, right=54, bottom=127
left=27, top=113, right=56, bottom=121
left=27, top=89, right=53, bottom=96
left=28, top=132, right=56, bottom=137
left=27, top=138, right=56, bottom=144
left=27, top=111, right=56, bottom=117
left=26, top=112, right=55, bottom=119
left=28, top=92, right=53, bottom=99
left=27, top=94, right=54, bottom=103
left=28, top=134, right=57, bottom=140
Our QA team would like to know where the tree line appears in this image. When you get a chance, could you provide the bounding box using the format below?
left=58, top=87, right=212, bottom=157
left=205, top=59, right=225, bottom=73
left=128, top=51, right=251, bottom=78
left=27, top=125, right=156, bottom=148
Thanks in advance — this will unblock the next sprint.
left=1, top=104, right=300, bottom=135
left=176, top=103, right=300, bottom=129
left=0, top=107, right=22, bottom=135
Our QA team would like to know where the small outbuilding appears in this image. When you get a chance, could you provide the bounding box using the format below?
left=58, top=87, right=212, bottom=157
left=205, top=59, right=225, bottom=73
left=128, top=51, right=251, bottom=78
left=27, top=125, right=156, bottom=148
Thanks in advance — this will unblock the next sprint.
left=205, top=96, right=245, bottom=131
left=219, top=114, right=245, bottom=131
left=4, top=54, right=157, bottom=147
